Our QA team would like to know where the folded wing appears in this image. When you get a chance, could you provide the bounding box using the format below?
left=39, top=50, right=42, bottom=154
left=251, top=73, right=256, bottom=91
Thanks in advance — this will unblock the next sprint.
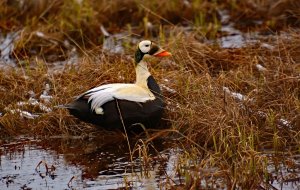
left=78, top=84, right=155, bottom=113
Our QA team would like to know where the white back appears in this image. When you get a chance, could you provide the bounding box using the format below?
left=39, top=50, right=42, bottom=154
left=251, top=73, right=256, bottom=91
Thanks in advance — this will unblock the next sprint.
left=81, top=84, right=155, bottom=113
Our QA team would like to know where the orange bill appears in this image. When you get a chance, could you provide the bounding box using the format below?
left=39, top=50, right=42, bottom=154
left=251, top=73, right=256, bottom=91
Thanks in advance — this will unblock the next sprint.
left=154, top=50, right=172, bottom=57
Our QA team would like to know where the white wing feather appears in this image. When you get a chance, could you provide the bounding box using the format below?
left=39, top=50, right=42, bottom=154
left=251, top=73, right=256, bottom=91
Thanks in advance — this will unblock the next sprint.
left=80, top=83, right=155, bottom=113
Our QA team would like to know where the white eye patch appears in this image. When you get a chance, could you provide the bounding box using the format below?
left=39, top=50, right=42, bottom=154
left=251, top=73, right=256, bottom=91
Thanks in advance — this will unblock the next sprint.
left=138, top=40, right=152, bottom=53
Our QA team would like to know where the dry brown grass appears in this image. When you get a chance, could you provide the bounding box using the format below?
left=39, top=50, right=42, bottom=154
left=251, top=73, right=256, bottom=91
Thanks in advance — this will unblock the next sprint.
left=1, top=0, right=222, bottom=62
left=155, top=34, right=299, bottom=188
left=0, top=31, right=299, bottom=187
left=0, top=0, right=300, bottom=188
left=2, top=0, right=299, bottom=63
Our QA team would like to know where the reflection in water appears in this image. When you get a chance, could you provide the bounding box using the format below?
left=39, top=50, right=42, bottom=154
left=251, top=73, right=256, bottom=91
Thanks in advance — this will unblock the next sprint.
left=265, top=153, right=300, bottom=190
left=0, top=138, right=83, bottom=189
left=0, top=135, right=182, bottom=189
left=0, top=136, right=299, bottom=189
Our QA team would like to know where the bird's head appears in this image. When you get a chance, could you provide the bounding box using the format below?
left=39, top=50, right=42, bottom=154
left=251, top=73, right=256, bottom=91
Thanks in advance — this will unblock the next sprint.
left=135, top=40, right=171, bottom=64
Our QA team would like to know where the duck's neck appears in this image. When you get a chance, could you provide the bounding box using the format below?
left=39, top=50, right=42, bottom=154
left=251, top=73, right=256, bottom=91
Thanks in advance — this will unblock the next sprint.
left=135, top=60, right=151, bottom=88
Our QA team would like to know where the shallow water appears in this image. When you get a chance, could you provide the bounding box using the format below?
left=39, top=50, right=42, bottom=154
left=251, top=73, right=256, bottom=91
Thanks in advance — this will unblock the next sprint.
left=0, top=31, right=19, bottom=67
left=265, top=153, right=300, bottom=190
left=1, top=136, right=299, bottom=190
left=0, top=138, right=83, bottom=189
left=0, top=9, right=299, bottom=189
left=0, top=136, right=183, bottom=190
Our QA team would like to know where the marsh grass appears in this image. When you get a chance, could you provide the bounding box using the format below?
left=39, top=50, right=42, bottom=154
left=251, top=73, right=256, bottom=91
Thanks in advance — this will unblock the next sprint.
left=0, top=0, right=300, bottom=189
left=0, top=32, right=299, bottom=188
left=3, top=0, right=297, bottom=62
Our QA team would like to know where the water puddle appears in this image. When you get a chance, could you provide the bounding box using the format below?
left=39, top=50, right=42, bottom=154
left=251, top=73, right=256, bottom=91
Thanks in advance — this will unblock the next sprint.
left=213, top=10, right=266, bottom=48
left=0, top=31, right=20, bottom=67
left=0, top=136, right=183, bottom=189
left=264, top=153, right=300, bottom=190
left=0, top=7, right=299, bottom=190
left=1, top=136, right=299, bottom=189
left=0, top=138, right=83, bottom=189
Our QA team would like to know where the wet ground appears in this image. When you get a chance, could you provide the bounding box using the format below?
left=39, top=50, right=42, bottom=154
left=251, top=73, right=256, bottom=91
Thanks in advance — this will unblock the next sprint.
left=1, top=34, right=300, bottom=189
left=0, top=136, right=184, bottom=190
left=0, top=136, right=299, bottom=190
left=1, top=4, right=300, bottom=189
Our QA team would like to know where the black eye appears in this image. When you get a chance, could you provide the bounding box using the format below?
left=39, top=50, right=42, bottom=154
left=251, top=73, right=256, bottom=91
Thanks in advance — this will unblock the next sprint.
left=145, top=45, right=150, bottom=47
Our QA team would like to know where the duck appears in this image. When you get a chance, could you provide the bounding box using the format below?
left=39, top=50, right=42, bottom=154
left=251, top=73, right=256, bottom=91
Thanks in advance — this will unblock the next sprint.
left=61, top=40, right=171, bottom=131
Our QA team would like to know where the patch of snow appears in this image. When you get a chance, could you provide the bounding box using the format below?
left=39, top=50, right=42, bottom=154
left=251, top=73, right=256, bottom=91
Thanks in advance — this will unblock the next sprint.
left=261, top=43, right=274, bottom=50
left=161, top=84, right=177, bottom=94
left=40, top=83, right=53, bottom=104
left=17, top=97, right=52, bottom=113
left=223, top=87, right=248, bottom=102
left=278, top=118, right=292, bottom=129
left=8, top=109, right=39, bottom=119
left=219, top=10, right=231, bottom=24
left=100, top=25, right=124, bottom=54
left=0, top=31, right=20, bottom=66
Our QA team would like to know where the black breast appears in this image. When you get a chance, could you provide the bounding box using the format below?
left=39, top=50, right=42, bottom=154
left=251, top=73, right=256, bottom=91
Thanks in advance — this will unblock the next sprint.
left=147, top=75, right=162, bottom=97
left=66, top=76, right=165, bottom=131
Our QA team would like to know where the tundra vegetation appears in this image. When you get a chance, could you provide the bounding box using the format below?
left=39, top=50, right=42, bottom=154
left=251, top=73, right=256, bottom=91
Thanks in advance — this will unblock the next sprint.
left=0, top=0, right=299, bottom=189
